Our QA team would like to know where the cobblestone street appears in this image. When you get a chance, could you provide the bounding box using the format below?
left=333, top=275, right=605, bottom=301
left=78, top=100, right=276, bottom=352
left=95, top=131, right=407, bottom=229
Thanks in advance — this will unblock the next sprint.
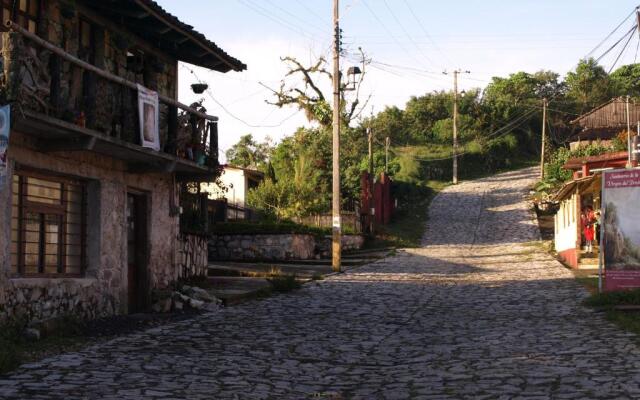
left=3, top=167, right=640, bottom=399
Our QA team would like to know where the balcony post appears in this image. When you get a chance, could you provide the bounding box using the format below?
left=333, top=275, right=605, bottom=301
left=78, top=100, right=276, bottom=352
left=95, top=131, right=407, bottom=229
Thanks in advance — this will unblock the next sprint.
left=3, top=32, right=23, bottom=102
left=167, top=104, right=178, bottom=155
left=209, top=121, right=218, bottom=166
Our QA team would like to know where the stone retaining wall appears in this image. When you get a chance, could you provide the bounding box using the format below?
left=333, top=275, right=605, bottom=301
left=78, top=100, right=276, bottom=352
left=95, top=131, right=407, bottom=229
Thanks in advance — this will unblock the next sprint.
left=176, top=233, right=209, bottom=279
left=0, top=279, right=116, bottom=323
left=208, top=233, right=365, bottom=261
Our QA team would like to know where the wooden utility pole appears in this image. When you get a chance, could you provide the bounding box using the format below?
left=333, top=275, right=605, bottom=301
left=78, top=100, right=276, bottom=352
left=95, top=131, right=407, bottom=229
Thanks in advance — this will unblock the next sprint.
left=368, top=128, right=374, bottom=177
left=385, top=136, right=390, bottom=173
left=331, top=0, right=341, bottom=272
left=627, top=95, right=632, bottom=168
left=445, top=69, right=469, bottom=184
left=367, top=127, right=374, bottom=235
left=453, top=71, right=459, bottom=184
left=540, top=98, right=547, bottom=180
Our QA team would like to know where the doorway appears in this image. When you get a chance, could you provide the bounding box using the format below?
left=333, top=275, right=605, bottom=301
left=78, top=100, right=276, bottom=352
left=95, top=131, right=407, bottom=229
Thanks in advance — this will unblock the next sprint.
left=126, top=192, right=149, bottom=313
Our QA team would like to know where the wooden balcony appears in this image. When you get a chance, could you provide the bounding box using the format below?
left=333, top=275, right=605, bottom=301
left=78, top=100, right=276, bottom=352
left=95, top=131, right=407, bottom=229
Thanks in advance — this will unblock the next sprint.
left=2, top=23, right=220, bottom=181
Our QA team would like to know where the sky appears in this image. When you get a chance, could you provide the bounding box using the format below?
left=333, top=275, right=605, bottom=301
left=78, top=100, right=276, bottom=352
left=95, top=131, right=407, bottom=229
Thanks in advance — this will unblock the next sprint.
left=155, top=0, right=640, bottom=160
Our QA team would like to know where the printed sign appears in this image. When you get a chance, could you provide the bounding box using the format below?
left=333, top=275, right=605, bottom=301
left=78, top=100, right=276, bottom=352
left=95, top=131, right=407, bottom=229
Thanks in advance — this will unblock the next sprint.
left=602, top=169, right=640, bottom=291
left=137, top=84, right=160, bottom=151
left=0, top=105, right=10, bottom=187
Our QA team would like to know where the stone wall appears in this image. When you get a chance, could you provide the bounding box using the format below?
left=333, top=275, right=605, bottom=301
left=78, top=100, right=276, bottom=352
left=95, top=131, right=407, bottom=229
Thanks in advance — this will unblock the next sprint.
left=0, top=279, right=115, bottom=323
left=0, top=138, right=182, bottom=322
left=176, top=233, right=209, bottom=279
left=208, top=234, right=365, bottom=261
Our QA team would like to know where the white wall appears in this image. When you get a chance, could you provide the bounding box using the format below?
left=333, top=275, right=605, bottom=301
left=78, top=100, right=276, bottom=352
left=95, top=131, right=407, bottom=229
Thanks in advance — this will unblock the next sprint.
left=555, top=193, right=579, bottom=253
left=201, top=168, right=247, bottom=207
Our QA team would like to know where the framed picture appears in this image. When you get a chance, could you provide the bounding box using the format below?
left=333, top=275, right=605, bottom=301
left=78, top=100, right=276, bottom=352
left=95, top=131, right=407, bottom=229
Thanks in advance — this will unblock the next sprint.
left=137, top=84, right=160, bottom=151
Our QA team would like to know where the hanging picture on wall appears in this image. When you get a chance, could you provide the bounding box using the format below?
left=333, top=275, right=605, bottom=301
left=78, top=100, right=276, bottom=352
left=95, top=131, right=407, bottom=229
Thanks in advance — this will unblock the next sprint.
left=137, top=84, right=160, bottom=151
left=0, top=105, right=10, bottom=187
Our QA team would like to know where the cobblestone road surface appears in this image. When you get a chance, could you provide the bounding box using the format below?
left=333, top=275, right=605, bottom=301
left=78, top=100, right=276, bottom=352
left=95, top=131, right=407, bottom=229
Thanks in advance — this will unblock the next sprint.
left=3, top=167, right=640, bottom=399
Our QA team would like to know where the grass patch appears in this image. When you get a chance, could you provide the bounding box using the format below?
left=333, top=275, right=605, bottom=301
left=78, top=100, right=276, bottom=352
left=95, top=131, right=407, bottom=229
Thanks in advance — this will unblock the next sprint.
left=368, top=180, right=448, bottom=249
left=210, top=220, right=358, bottom=237
left=583, top=289, right=640, bottom=309
left=267, top=275, right=302, bottom=293
left=0, top=316, right=87, bottom=375
left=575, top=276, right=599, bottom=294
left=582, top=287, right=640, bottom=337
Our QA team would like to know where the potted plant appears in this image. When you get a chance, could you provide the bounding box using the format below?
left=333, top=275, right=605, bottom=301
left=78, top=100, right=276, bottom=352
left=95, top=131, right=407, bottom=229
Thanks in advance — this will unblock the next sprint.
left=191, top=83, right=208, bottom=94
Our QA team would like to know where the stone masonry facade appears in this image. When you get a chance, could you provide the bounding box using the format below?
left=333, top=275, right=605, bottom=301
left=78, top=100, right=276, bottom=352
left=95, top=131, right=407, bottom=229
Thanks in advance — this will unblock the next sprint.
left=0, top=0, right=211, bottom=324
left=208, top=233, right=365, bottom=261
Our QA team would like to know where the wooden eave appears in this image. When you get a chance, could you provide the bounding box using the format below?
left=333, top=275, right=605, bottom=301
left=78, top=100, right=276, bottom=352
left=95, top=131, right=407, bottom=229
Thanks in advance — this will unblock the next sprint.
left=82, top=0, right=246, bottom=73
left=14, top=110, right=218, bottom=182
left=563, top=151, right=628, bottom=171
left=553, top=175, right=597, bottom=202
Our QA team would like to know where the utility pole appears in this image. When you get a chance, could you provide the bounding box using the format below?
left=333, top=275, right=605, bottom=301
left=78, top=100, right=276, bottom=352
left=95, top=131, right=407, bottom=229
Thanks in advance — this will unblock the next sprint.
left=453, top=70, right=459, bottom=184
left=331, top=0, right=341, bottom=272
left=627, top=95, right=632, bottom=168
left=367, top=126, right=374, bottom=235
left=385, top=136, right=390, bottom=173
left=444, top=69, right=469, bottom=184
left=540, top=98, right=547, bottom=180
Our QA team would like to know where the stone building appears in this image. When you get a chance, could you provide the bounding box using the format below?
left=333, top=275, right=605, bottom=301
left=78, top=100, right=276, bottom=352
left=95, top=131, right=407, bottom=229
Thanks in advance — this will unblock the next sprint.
left=0, top=0, right=245, bottom=322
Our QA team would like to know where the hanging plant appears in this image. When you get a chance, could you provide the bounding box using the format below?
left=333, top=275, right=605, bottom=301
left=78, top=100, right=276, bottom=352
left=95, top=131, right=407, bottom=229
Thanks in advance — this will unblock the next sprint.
left=59, top=0, right=77, bottom=19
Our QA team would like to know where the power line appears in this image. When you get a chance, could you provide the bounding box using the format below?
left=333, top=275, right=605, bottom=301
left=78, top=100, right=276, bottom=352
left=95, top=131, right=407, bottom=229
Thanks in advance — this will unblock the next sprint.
left=608, top=25, right=636, bottom=73
left=361, top=0, right=430, bottom=72
left=237, top=0, right=323, bottom=42
left=595, top=23, right=637, bottom=64
left=401, top=0, right=454, bottom=67
left=380, top=0, right=436, bottom=69
left=181, top=65, right=302, bottom=129
left=585, top=7, right=638, bottom=59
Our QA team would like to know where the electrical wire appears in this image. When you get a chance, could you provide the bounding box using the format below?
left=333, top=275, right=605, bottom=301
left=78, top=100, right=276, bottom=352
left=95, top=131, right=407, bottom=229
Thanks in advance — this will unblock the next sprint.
left=595, top=24, right=637, bottom=64
left=585, top=7, right=638, bottom=59
left=380, top=0, right=436, bottom=69
left=181, top=65, right=302, bottom=129
left=608, top=24, right=637, bottom=73
left=401, top=0, right=454, bottom=67
left=361, top=0, right=431, bottom=73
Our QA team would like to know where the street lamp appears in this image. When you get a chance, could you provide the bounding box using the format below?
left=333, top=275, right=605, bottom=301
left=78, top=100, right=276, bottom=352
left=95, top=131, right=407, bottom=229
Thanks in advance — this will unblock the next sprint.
left=344, top=66, right=362, bottom=91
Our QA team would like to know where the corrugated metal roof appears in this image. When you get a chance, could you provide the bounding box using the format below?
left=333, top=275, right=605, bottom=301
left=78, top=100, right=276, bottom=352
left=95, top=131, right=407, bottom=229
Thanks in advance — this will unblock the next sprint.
left=571, top=97, right=640, bottom=130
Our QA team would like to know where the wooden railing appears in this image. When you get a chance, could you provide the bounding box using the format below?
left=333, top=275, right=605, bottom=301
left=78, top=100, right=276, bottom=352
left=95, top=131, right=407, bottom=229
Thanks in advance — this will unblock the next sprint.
left=2, top=22, right=218, bottom=167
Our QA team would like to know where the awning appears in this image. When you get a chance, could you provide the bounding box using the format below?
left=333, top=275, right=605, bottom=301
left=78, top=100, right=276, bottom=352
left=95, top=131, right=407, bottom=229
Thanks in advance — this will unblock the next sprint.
left=553, top=175, right=597, bottom=202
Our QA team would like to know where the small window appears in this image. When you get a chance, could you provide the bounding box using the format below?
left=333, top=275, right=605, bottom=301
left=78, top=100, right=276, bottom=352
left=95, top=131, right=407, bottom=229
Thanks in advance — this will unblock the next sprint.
left=11, top=171, right=87, bottom=277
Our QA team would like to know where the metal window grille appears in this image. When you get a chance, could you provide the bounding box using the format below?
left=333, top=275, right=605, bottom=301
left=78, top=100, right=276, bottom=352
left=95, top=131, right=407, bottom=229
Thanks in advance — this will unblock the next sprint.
left=10, top=171, right=87, bottom=277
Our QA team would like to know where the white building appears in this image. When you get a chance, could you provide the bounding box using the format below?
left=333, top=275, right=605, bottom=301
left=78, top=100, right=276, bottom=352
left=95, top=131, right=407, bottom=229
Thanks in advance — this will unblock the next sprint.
left=201, top=165, right=264, bottom=219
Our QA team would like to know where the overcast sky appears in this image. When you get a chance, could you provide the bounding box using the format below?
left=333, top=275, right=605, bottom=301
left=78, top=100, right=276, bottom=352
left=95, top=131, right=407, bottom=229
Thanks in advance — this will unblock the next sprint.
left=155, top=0, right=640, bottom=159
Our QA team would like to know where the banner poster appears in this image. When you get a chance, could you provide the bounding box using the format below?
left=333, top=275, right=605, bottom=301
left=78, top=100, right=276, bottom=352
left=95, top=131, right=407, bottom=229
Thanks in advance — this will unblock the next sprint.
left=137, top=84, right=160, bottom=151
left=602, top=169, right=640, bottom=291
left=0, top=105, right=10, bottom=187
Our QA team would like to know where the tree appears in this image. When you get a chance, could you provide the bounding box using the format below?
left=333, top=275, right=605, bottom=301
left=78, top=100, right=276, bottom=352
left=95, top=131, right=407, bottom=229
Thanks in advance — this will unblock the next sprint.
left=610, top=63, right=640, bottom=97
left=264, top=52, right=371, bottom=128
left=225, top=134, right=272, bottom=170
left=565, top=58, right=612, bottom=112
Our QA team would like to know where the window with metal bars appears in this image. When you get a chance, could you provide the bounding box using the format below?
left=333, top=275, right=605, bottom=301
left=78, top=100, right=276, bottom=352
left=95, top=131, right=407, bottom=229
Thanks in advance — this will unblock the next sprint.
left=10, top=171, right=87, bottom=277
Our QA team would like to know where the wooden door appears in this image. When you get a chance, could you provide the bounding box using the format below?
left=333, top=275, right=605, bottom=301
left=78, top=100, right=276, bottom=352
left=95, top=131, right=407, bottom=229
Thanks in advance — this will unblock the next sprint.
left=127, top=193, right=149, bottom=313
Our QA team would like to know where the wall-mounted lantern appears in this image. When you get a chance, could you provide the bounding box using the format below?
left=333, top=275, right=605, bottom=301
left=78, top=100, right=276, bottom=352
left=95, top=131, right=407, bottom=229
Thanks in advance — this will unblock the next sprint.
left=344, top=66, right=362, bottom=91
